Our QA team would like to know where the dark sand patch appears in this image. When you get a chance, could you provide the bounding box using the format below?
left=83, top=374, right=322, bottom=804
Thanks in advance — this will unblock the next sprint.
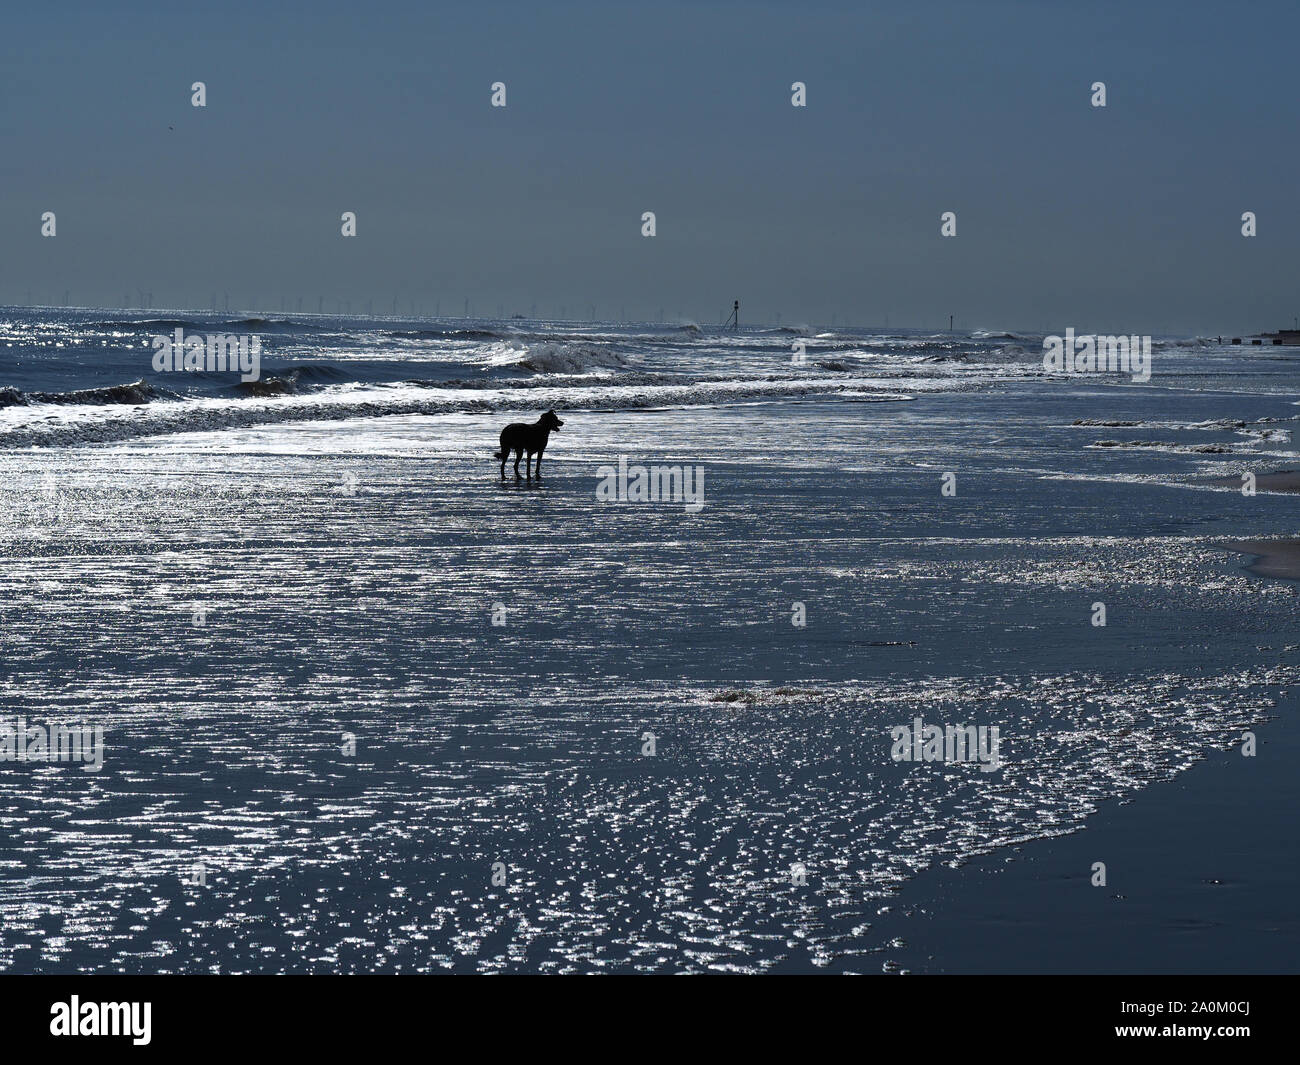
left=1208, top=470, right=1300, bottom=493
left=884, top=685, right=1300, bottom=974
left=1225, top=539, right=1300, bottom=579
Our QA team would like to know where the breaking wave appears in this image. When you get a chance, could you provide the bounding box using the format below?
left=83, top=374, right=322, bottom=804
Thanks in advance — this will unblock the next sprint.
left=0, top=376, right=914, bottom=450
left=0, top=379, right=169, bottom=407
left=485, top=342, right=634, bottom=375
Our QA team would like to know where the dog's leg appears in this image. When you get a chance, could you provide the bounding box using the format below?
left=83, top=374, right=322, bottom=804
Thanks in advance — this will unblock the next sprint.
left=534, top=448, right=544, bottom=479
left=513, top=449, right=522, bottom=480
left=525, top=452, right=533, bottom=481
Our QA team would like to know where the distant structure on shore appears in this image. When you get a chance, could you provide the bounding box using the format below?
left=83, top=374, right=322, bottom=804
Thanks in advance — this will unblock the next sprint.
left=1247, top=328, right=1300, bottom=345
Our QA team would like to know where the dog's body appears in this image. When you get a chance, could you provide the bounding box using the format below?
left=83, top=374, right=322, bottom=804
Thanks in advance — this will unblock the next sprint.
left=494, top=410, right=564, bottom=479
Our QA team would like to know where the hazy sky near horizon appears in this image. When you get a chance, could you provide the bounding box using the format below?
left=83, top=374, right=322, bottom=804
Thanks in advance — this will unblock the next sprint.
left=2, top=0, right=1297, bottom=333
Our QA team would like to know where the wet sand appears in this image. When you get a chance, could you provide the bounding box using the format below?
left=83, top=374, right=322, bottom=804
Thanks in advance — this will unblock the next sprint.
left=1225, top=539, right=1300, bottom=580
left=882, top=684, right=1300, bottom=974
left=1212, top=467, right=1300, bottom=578
left=1209, top=470, right=1300, bottom=494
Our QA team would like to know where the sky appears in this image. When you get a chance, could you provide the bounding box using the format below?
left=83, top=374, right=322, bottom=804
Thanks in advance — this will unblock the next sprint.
left=1, top=0, right=1297, bottom=334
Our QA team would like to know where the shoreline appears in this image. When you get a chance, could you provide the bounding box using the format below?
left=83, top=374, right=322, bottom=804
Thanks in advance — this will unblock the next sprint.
left=1224, top=539, right=1300, bottom=580
left=868, top=542, right=1300, bottom=974
left=878, top=690, right=1300, bottom=973
left=1207, top=470, right=1300, bottom=495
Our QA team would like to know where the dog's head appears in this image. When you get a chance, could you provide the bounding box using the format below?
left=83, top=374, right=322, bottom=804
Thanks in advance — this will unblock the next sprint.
left=541, top=410, right=564, bottom=432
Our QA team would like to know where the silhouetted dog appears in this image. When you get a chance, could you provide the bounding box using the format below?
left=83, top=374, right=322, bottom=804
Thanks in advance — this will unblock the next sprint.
left=494, top=410, right=564, bottom=480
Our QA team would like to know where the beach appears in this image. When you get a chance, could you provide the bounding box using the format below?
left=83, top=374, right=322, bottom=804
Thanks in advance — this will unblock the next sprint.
left=1, top=310, right=1297, bottom=972
left=1224, top=539, right=1300, bottom=580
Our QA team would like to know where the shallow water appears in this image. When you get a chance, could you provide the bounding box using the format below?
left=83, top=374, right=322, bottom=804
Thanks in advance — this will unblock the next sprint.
left=1, top=311, right=1296, bottom=971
